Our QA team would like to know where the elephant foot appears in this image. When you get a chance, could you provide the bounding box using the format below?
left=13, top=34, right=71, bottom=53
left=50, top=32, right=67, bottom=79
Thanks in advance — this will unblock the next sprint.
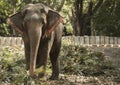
left=29, top=73, right=38, bottom=79
left=29, top=72, right=44, bottom=79
left=36, top=64, right=41, bottom=68
left=49, top=75, right=59, bottom=80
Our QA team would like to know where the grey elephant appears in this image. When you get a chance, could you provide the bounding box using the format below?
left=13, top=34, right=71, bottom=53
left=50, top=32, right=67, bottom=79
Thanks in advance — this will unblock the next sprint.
left=7, top=3, right=63, bottom=80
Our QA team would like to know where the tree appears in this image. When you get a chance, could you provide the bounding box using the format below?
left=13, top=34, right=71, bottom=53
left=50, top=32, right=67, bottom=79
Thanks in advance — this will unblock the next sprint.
left=1, top=0, right=119, bottom=37
left=93, top=0, right=120, bottom=37
left=46, top=0, right=65, bottom=12
left=0, top=0, right=25, bottom=36
left=0, top=0, right=65, bottom=36
left=72, top=0, right=103, bottom=36
left=22, top=0, right=65, bottom=12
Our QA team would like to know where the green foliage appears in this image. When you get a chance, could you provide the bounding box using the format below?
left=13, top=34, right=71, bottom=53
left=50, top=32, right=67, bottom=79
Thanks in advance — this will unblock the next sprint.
left=0, top=45, right=120, bottom=84
left=61, top=0, right=74, bottom=35
left=0, top=0, right=25, bottom=36
left=93, top=0, right=120, bottom=37
left=0, top=0, right=120, bottom=36
left=60, top=45, right=116, bottom=76
left=0, top=46, right=27, bottom=84
left=0, top=0, right=74, bottom=36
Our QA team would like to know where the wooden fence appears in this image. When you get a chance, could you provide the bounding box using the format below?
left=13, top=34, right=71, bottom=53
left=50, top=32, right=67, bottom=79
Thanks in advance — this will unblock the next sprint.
left=62, top=36, right=120, bottom=47
left=0, top=36, right=119, bottom=67
left=0, top=36, right=120, bottom=47
left=0, top=37, right=23, bottom=46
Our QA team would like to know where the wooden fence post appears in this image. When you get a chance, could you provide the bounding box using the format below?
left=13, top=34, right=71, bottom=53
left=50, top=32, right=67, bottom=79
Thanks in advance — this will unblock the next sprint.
left=0, top=36, right=120, bottom=47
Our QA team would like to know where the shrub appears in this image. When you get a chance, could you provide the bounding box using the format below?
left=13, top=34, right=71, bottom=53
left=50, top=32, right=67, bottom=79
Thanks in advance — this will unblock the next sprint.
left=60, top=45, right=114, bottom=76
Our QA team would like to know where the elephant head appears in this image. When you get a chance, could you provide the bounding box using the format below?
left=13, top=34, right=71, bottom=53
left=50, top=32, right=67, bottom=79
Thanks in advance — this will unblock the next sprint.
left=7, top=4, right=62, bottom=37
left=7, top=3, right=63, bottom=78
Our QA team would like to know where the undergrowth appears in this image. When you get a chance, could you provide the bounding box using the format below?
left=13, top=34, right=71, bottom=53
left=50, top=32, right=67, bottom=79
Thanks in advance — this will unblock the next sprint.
left=60, top=45, right=115, bottom=76
left=0, top=45, right=120, bottom=84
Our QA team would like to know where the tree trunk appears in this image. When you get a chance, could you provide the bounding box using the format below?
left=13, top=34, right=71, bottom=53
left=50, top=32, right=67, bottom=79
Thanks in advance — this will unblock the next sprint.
left=73, top=0, right=103, bottom=36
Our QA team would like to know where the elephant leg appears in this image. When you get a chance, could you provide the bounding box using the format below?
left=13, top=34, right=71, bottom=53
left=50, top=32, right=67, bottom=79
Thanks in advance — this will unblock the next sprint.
left=28, top=28, right=42, bottom=77
left=22, top=36, right=30, bottom=70
left=37, top=40, right=49, bottom=77
left=24, top=41, right=30, bottom=70
left=49, top=43, right=61, bottom=80
left=36, top=47, right=41, bottom=68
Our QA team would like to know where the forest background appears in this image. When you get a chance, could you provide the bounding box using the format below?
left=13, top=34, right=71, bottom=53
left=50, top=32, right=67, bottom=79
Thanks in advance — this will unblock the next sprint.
left=0, top=0, right=120, bottom=37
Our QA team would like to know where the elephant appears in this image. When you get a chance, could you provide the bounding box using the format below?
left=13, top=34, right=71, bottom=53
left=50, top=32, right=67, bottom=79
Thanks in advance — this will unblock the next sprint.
left=7, top=3, right=63, bottom=80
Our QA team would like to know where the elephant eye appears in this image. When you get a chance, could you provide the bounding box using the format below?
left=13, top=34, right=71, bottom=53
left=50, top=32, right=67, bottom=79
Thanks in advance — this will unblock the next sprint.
left=21, top=9, right=28, bottom=17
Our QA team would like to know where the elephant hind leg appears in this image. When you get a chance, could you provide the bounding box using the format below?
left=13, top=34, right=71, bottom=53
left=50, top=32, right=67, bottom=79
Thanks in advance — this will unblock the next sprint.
left=49, top=43, right=61, bottom=80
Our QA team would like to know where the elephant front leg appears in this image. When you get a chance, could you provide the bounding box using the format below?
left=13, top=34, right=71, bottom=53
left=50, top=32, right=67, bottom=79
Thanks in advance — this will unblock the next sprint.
left=37, top=40, right=49, bottom=78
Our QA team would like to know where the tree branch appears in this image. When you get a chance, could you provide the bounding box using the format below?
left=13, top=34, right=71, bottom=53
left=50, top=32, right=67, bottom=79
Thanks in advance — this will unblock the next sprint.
left=52, top=0, right=57, bottom=8
left=88, top=1, right=93, bottom=16
left=93, top=0, right=103, bottom=14
left=57, top=0, right=65, bottom=12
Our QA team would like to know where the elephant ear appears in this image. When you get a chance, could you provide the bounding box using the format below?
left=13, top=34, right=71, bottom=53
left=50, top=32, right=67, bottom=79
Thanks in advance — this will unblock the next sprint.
left=7, top=12, right=24, bottom=35
left=43, top=10, right=62, bottom=38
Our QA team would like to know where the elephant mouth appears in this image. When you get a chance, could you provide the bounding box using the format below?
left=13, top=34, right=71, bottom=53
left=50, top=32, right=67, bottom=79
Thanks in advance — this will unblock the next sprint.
left=7, top=18, right=24, bottom=35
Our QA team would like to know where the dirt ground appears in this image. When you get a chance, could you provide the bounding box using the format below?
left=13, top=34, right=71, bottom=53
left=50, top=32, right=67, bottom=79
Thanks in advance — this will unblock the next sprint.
left=33, top=74, right=120, bottom=85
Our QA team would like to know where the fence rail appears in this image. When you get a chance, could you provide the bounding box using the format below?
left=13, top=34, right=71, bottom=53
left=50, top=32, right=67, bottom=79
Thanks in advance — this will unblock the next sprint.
left=0, top=37, right=23, bottom=46
left=0, top=36, right=120, bottom=47
left=0, top=36, right=119, bottom=67
left=62, top=36, right=120, bottom=47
